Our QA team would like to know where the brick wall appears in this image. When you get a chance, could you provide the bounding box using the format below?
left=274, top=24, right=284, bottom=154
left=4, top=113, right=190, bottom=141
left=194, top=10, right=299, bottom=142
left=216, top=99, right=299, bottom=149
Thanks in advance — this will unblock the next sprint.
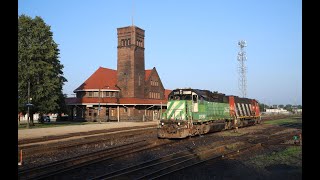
left=145, top=69, right=165, bottom=99
left=117, top=26, right=145, bottom=98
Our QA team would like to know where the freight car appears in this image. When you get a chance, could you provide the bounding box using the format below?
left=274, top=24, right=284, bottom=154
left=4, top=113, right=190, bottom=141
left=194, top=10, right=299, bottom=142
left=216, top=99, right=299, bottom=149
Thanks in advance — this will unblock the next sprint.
left=157, top=88, right=261, bottom=138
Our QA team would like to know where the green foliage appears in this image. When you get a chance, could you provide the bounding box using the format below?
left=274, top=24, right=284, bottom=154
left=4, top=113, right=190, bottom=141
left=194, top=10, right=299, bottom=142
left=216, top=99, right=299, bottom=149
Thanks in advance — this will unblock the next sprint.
left=259, top=103, right=269, bottom=112
left=247, top=146, right=302, bottom=169
left=263, top=118, right=302, bottom=125
left=284, top=104, right=293, bottom=111
left=18, top=14, right=67, bottom=114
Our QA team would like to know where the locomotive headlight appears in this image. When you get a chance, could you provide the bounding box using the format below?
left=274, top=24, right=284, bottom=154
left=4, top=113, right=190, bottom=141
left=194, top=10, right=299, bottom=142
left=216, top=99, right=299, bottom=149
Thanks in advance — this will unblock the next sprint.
left=161, top=122, right=164, bottom=126
left=178, top=122, right=181, bottom=126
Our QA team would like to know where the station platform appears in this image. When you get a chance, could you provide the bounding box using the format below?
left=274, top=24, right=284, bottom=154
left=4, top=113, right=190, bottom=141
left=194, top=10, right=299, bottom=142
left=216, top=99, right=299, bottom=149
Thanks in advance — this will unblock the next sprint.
left=18, top=121, right=158, bottom=142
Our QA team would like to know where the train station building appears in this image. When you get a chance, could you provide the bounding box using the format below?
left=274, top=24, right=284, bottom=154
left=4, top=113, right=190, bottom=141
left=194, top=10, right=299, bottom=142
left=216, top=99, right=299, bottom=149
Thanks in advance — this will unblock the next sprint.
left=65, top=25, right=171, bottom=122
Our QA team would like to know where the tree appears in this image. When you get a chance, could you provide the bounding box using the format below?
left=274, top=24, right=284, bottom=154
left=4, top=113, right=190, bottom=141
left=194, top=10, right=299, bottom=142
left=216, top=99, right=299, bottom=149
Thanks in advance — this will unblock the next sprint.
left=284, top=104, right=292, bottom=111
left=278, top=104, right=284, bottom=109
left=18, top=15, right=67, bottom=126
left=259, top=103, right=267, bottom=112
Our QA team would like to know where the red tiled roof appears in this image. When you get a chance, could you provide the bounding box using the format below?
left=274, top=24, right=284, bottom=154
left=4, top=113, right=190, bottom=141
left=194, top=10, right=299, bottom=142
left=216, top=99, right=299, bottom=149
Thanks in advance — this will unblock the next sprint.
left=75, top=67, right=155, bottom=92
left=74, top=67, right=118, bottom=92
left=145, top=69, right=152, bottom=80
left=119, top=97, right=167, bottom=105
left=65, top=97, right=118, bottom=104
left=164, top=89, right=172, bottom=99
left=65, top=97, right=167, bottom=105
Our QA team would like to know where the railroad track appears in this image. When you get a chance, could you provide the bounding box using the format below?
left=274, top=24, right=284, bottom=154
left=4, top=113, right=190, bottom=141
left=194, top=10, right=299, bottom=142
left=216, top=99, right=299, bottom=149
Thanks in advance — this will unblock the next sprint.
left=18, top=128, right=239, bottom=180
left=90, top=130, right=299, bottom=180
left=18, top=125, right=157, bottom=145
left=18, top=127, right=156, bottom=158
left=18, top=119, right=301, bottom=180
left=18, top=138, right=176, bottom=180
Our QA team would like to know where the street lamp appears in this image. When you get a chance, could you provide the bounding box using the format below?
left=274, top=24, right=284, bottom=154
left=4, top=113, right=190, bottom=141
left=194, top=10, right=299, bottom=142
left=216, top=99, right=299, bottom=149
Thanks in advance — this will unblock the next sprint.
left=25, top=80, right=34, bottom=128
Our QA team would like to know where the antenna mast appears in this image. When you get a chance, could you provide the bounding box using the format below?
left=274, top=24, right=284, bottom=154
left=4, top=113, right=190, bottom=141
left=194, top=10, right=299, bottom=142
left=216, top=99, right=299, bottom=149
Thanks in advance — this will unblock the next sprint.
left=237, top=40, right=247, bottom=98
left=132, top=0, right=134, bottom=27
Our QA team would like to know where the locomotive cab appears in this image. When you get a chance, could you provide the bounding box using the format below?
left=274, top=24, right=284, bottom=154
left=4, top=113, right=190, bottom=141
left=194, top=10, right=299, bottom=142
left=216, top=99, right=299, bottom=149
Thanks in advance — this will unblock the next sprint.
left=158, top=89, right=200, bottom=138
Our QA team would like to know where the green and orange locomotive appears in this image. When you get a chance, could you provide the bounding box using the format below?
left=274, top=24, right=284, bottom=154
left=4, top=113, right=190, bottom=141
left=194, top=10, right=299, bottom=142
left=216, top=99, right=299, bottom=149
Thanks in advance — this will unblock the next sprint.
left=157, top=88, right=261, bottom=138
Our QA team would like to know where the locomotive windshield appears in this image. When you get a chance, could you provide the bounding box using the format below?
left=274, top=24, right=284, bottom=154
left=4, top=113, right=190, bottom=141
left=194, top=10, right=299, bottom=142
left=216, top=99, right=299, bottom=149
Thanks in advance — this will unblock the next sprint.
left=169, top=94, right=192, bottom=101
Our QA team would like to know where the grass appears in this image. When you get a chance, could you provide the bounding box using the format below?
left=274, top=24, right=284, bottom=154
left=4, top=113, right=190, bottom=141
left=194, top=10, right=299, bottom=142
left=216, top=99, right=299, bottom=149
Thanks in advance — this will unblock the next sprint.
left=18, top=121, right=94, bottom=130
left=247, top=146, right=302, bottom=168
left=263, top=117, right=302, bottom=125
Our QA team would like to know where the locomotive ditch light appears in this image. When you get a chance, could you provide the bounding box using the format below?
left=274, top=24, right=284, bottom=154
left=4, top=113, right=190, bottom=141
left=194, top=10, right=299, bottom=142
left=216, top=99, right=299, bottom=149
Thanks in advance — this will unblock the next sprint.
left=178, top=122, right=181, bottom=126
left=161, top=122, right=164, bottom=126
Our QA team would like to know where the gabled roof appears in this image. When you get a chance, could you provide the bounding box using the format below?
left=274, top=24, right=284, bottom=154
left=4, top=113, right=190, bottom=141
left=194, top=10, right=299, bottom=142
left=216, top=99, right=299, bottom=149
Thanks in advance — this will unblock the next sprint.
left=70, top=66, right=170, bottom=106
left=74, top=67, right=118, bottom=92
left=145, top=69, right=152, bottom=80
left=75, top=67, right=157, bottom=92
left=164, top=89, right=172, bottom=99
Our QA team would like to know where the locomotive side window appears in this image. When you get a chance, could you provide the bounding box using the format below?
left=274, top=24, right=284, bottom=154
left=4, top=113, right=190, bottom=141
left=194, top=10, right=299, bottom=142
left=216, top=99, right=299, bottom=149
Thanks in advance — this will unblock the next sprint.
left=192, top=95, right=198, bottom=103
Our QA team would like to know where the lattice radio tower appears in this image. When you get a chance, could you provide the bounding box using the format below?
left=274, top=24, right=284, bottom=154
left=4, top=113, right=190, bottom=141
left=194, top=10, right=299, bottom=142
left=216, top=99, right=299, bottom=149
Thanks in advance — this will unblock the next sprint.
left=237, top=40, right=247, bottom=98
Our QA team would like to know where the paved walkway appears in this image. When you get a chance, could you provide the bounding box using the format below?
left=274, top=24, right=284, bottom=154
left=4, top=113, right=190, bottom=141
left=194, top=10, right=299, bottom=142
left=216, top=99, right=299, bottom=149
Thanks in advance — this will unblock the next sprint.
left=18, top=121, right=158, bottom=141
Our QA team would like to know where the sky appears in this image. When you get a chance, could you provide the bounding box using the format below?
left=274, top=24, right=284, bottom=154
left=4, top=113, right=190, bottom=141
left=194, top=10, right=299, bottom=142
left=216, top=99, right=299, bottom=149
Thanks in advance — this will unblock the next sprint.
left=18, top=0, right=302, bottom=106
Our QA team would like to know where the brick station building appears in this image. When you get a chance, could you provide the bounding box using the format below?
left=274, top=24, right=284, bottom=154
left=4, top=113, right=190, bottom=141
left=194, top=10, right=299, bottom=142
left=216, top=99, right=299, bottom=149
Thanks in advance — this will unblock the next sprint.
left=65, top=25, right=171, bottom=122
